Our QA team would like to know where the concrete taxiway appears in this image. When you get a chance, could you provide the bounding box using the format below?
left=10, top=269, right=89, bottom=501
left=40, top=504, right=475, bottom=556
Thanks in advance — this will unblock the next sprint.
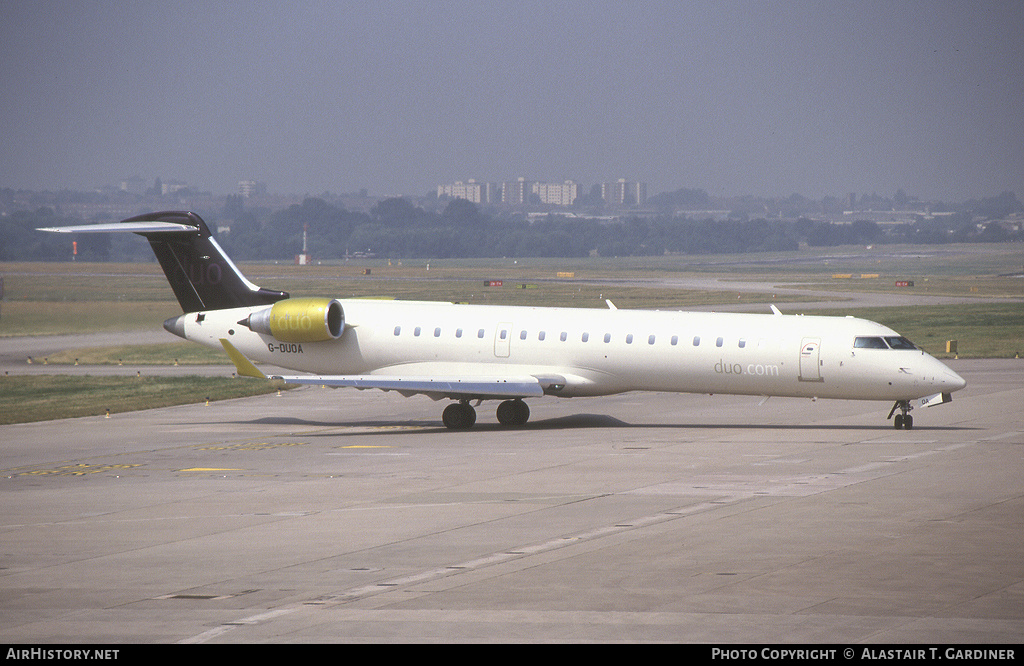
left=1, top=358, right=1021, bottom=643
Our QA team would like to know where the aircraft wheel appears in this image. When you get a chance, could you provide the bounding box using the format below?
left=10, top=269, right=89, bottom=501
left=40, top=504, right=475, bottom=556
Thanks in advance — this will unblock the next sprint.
left=496, top=399, right=530, bottom=427
left=894, top=414, right=904, bottom=429
left=442, top=402, right=476, bottom=430
left=903, top=414, right=913, bottom=430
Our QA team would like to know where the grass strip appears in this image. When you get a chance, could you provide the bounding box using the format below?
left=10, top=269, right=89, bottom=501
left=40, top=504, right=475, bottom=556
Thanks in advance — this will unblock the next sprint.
left=0, top=375, right=290, bottom=425
left=35, top=342, right=226, bottom=365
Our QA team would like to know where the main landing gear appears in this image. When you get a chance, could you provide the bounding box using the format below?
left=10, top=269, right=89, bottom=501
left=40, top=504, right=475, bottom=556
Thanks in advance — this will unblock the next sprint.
left=442, top=402, right=476, bottom=430
left=888, top=400, right=914, bottom=430
left=441, top=399, right=530, bottom=430
left=495, top=398, right=530, bottom=427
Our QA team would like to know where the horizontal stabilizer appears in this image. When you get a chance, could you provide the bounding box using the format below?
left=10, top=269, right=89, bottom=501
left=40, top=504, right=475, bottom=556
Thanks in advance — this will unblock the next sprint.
left=271, top=374, right=546, bottom=400
left=37, top=221, right=199, bottom=234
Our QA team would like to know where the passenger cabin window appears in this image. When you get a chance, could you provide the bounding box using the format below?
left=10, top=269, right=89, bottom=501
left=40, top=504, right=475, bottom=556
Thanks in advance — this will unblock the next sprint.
left=520, top=330, right=528, bottom=340
left=626, top=334, right=633, bottom=344
left=434, top=327, right=441, bottom=337
left=582, top=332, right=589, bottom=342
left=693, top=336, right=701, bottom=346
left=738, top=338, right=746, bottom=348
left=604, top=333, right=611, bottom=343
left=854, top=336, right=888, bottom=349
left=560, top=332, right=567, bottom=342
left=671, top=335, right=678, bottom=346
left=456, top=328, right=463, bottom=338
left=716, top=337, right=724, bottom=347
left=538, top=331, right=546, bottom=341
left=394, top=326, right=401, bottom=336
left=648, top=335, right=656, bottom=345
left=414, top=326, right=421, bottom=337
left=478, top=329, right=485, bottom=338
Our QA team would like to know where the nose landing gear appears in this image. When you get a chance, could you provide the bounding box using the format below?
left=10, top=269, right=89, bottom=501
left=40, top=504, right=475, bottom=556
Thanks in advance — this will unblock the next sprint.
left=888, top=400, right=914, bottom=430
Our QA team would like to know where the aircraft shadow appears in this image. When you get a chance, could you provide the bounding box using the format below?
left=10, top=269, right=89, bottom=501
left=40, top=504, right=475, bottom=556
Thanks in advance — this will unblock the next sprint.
left=214, top=413, right=975, bottom=434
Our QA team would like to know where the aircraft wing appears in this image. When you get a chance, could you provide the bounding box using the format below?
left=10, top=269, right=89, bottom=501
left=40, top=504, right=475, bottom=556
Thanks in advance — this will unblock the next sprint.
left=268, top=372, right=548, bottom=399
left=270, top=374, right=549, bottom=401
left=218, top=338, right=556, bottom=401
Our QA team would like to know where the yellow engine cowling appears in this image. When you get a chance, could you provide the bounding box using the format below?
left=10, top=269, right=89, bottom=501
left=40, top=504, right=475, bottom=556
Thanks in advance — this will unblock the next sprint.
left=243, top=298, right=344, bottom=342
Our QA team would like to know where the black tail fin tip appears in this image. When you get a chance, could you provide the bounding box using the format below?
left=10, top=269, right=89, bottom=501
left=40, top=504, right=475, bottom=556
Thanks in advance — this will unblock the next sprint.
left=123, top=211, right=289, bottom=313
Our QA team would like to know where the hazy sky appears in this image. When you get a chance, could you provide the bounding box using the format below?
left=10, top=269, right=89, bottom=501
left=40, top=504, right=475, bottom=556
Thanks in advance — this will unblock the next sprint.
left=2, top=1, right=1022, bottom=201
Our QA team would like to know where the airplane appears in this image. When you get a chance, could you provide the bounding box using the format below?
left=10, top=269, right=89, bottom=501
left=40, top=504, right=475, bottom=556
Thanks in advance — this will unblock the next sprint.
left=40, top=211, right=966, bottom=430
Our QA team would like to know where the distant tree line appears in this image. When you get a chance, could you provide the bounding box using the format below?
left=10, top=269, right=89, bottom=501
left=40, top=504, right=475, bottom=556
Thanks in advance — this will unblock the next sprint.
left=214, top=197, right=805, bottom=260
left=0, top=209, right=115, bottom=261
left=2, top=194, right=1021, bottom=263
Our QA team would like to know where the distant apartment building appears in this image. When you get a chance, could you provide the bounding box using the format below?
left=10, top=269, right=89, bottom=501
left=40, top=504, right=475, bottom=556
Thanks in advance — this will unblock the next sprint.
left=602, top=179, right=647, bottom=206
left=501, top=177, right=533, bottom=205
left=119, top=176, right=147, bottom=195
left=437, top=179, right=494, bottom=204
left=161, top=179, right=188, bottom=195
left=439, top=176, right=644, bottom=207
left=239, top=180, right=267, bottom=198
left=533, top=180, right=581, bottom=206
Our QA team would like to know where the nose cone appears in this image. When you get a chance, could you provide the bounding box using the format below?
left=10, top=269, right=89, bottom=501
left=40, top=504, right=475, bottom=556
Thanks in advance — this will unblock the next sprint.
left=929, top=355, right=966, bottom=393
left=943, top=367, right=967, bottom=392
left=163, top=314, right=187, bottom=339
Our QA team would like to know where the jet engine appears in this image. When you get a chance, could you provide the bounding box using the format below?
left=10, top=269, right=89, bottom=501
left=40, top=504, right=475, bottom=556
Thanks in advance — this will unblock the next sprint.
left=240, top=298, right=344, bottom=343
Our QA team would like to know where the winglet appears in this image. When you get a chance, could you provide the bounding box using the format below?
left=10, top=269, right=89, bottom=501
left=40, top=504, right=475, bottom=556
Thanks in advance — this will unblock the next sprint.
left=219, top=339, right=267, bottom=379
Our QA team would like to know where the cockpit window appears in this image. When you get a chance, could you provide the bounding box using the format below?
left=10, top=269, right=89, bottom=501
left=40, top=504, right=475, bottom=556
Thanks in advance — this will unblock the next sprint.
left=854, top=336, right=919, bottom=350
left=884, top=336, right=918, bottom=350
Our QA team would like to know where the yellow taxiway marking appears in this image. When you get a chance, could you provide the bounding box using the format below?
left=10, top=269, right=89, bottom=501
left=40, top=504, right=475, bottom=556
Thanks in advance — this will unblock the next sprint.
left=195, top=442, right=306, bottom=452
left=178, top=468, right=244, bottom=472
left=338, top=445, right=392, bottom=449
left=14, top=463, right=141, bottom=477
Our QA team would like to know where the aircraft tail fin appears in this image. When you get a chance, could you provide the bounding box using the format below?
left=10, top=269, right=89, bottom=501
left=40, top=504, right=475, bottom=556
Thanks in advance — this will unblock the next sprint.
left=40, top=211, right=289, bottom=313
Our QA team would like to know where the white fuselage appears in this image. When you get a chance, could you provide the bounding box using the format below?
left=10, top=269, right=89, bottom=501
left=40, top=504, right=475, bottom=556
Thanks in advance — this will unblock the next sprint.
left=175, top=299, right=966, bottom=403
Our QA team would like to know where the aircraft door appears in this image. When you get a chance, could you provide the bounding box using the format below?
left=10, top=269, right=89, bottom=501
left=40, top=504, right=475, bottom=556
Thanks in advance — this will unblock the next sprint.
left=494, top=322, right=512, bottom=358
left=799, top=337, right=823, bottom=382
